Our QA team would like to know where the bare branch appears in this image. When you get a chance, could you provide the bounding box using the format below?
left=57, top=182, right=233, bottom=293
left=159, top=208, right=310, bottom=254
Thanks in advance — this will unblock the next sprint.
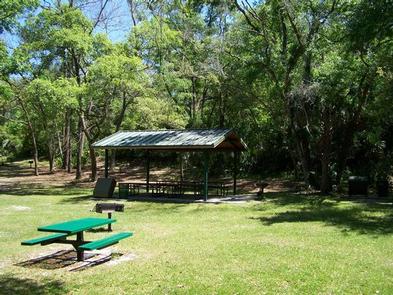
left=283, top=1, right=304, bottom=47
left=234, top=0, right=261, bottom=34
left=90, top=0, right=110, bottom=34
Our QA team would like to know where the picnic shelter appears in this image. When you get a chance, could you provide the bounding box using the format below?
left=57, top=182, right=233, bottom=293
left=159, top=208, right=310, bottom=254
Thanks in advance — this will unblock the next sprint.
left=92, top=129, right=247, bottom=201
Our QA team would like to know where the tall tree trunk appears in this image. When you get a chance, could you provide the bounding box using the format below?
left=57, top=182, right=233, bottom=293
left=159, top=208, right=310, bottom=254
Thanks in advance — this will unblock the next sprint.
left=292, top=49, right=313, bottom=186
left=17, top=95, right=39, bottom=176
left=335, top=72, right=374, bottom=185
left=32, top=136, right=39, bottom=176
left=191, top=77, right=196, bottom=125
left=57, top=131, right=63, bottom=162
left=319, top=126, right=333, bottom=194
left=110, top=92, right=128, bottom=171
left=320, top=155, right=330, bottom=194
left=288, top=102, right=311, bottom=185
left=127, top=0, right=138, bottom=26
left=67, top=139, right=72, bottom=173
left=318, top=109, right=334, bottom=194
left=72, top=46, right=84, bottom=180
left=88, top=144, right=97, bottom=181
left=75, top=118, right=84, bottom=180
left=299, top=138, right=311, bottom=185
left=335, top=124, right=356, bottom=185
left=80, top=113, right=97, bottom=181
left=62, top=109, right=71, bottom=171
left=288, top=147, right=299, bottom=179
left=48, top=144, right=54, bottom=173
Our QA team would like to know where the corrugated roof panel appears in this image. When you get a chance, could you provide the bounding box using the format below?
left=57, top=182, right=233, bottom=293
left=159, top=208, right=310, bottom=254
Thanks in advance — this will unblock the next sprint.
left=92, top=129, right=246, bottom=151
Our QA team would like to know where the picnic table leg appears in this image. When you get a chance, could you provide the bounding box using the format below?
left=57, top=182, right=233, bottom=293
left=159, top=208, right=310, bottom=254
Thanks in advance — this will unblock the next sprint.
left=108, top=212, right=112, bottom=232
left=76, top=232, right=84, bottom=261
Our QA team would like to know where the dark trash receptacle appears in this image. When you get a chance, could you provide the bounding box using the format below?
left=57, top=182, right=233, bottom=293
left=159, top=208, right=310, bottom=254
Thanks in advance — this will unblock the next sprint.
left=118, top=183, right=130, bottom=198
left=348, top=176, right=368, bottom=197
left=93, top=178, right=117, bottom=198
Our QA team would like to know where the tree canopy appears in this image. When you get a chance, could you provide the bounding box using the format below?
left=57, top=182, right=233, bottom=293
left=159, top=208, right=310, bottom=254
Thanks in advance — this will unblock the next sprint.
left=0, top=0, right=392, bottom=192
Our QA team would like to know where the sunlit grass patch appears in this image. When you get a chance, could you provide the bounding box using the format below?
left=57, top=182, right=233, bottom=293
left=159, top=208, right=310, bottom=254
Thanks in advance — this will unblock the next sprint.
left=0, top=191, right=392, bottom=294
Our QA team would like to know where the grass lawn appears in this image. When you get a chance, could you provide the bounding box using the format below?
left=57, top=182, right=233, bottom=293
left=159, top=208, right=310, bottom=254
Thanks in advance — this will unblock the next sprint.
left=1, top=187, right=393, bottom=294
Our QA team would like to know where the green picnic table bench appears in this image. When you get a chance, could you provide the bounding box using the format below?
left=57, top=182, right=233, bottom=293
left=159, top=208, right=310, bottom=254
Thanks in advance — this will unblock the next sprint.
left=21, top=217, right=133, bottom=261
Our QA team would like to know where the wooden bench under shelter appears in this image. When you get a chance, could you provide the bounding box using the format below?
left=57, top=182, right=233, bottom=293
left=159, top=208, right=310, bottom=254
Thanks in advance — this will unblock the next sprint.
left=118, top=180, right=231, bottom=198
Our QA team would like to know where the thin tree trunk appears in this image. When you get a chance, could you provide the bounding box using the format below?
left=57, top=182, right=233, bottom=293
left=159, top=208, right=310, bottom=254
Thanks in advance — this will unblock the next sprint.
left=80, top=113, right=97, bottom=181
left=127, top=0, right=138, bottom=26
left=72, top=46, right=84, bottom=180
left=48, top=144, right=54, bottom=173
left=32, top=137, right=39, bottom=176
left=88, top=144, right=97, bottom=181
left=320, top=127, right=332, bottom=194
left=110, top=92, right=128, bottom=171
left=288, top=104, right=311, bottom=185
left=75, top=118, right=84, bottom=179
left=320, top=156, right=330, bottom=194
left=57, top=131, right=63, bottom=161
left=62, top=109, right=71, bottom=170
left=191, top=77, right=196, bottom=125
left=288, top=146, right=299, bottom=179
left=17, top=95, right=39, bottom=176
left=67, top=138, right=72, bottom=173
left=335, top=124, right=355, bottom=185
left=319, top=113, right=333, bottom=194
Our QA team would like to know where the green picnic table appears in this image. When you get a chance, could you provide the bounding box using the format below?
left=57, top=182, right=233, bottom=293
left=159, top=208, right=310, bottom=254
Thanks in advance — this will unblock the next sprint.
left=21, top=217, right=132, bottom=261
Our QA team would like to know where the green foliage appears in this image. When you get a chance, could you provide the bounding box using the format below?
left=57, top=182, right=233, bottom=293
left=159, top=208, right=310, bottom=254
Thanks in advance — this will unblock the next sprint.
left=347, top=0, right=393, bottom=51
left=131, top=96, right=187, bottom=129
left=0, top=0, right=38, bottom=33
left=0, top=0, right=392, bottom=183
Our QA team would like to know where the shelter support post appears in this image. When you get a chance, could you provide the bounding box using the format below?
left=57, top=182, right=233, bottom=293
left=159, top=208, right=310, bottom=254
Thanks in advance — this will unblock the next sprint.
left=180, top=154, right=184, bottom=183
left=233, top=151, right=239, bottom=195
left=104, top=149, right=109, bottom=178
left=146, top=150, right=150, bottom=193
left=204, top=152, right=209, bottom=201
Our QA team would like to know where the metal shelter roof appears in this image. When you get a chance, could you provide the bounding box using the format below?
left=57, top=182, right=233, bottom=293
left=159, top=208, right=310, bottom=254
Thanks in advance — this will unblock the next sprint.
left=92, top=129, right=246, bottom=151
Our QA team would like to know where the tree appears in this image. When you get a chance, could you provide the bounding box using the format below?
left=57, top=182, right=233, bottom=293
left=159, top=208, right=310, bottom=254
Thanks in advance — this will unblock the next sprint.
left=25, top=78, right=78, bottom=172
left=18, top=4, right=112, bottom=180
left=0, top=0, right=38, bottom=33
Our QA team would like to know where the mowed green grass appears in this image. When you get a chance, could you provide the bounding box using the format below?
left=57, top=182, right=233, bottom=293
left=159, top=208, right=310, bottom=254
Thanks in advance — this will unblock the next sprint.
left=0, top=189, right=393, bottom=294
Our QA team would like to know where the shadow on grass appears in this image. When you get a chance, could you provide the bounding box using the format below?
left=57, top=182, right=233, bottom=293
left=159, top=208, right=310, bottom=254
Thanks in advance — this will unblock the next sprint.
left=0, top=274, right=66, bottom=295
left=0, top=183, right=91, bottom=197
left=61, top=195, right=191, bottom=213
left=59, top=195, right=95, bottom=203
left=87, top=227, right=111, bottom=233
left=126, top=202, right=189, bottom=214
left=62, top=193, right=208, bottom=204
left=60, top=194, right=205, bottom=205
left=15, top=250, right=118, bottom=272
left=253, top=192, right=393, bottom=235
left=256, top=192, right=337, bottom=205
left=125, top=195, right=202, bottom=204
left=0, top=163, right=47, bottom=178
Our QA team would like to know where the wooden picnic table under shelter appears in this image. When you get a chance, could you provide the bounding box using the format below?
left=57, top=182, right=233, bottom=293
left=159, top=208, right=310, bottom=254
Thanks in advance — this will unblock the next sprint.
left=92, top=129, right=247, bottom=201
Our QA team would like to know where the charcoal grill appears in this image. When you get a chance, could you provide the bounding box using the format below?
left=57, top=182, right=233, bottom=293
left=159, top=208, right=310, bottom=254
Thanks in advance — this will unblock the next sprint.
left=92, top=203, right=124, bottom=231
